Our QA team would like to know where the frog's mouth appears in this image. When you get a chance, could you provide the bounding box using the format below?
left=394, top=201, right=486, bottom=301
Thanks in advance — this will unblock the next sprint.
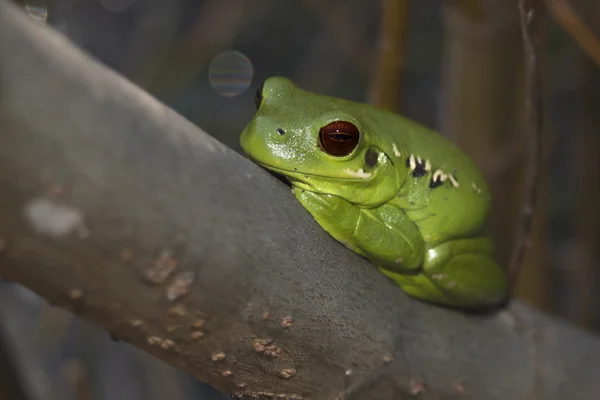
left=250, top=161, right=379, bottom=197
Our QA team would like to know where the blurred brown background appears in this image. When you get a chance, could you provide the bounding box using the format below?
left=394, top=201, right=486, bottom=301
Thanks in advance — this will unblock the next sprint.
left=2, top=0, right=599, bottom=399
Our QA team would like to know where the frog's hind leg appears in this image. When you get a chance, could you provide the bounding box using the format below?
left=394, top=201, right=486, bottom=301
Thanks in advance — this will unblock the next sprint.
left=416, top=237, right=508, bottom=308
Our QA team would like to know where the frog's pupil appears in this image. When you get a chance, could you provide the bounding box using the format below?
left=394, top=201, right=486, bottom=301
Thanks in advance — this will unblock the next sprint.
left=329, top=133, right=353, bottom=141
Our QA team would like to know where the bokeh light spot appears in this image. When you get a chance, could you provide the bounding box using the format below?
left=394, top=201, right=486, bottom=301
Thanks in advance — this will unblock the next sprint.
left=208, top=50, right=254, bottom=98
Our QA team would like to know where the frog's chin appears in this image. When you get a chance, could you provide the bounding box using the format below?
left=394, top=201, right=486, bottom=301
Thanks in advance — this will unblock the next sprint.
left=254, top=163, right=366, bottom=198
left=254, top=161, right=396, bottom=208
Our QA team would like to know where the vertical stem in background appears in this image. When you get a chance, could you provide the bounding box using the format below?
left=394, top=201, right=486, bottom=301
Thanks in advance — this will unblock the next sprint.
left=442, top=0, right=551, bottom=310
left=368, top=0, right=409, bottom=111
left=509, top=0, right=544, bottom=288
left=442, top=0, right=522, bottom=263
left=547, top=0, right=600, bottom=67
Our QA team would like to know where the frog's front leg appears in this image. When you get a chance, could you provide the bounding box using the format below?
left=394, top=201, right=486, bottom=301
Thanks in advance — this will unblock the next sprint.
left=412, top=237, right=509, bottom=308
left=294, top=189, right=425, bottom=271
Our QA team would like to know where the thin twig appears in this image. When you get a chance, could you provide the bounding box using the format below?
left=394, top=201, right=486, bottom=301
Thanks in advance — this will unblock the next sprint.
left=509, top=0, right=544, bottom=288
left=547, top=0, right=600, bottom=68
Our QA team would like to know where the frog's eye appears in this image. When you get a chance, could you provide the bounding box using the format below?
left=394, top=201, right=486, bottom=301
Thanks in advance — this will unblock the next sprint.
left=318, top=121, right=360, bottom=156
left=254, top=84, right=264, bottom=110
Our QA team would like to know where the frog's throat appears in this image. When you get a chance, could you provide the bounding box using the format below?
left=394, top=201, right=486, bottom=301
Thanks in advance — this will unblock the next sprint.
left=254, top=162, right=378, bottom=186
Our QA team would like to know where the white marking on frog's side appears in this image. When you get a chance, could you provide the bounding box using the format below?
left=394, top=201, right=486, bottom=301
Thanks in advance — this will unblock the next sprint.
left=472, top=182, right=482, bottom=194
left=344, top=168, right=372, bottom=179
left=416, top=156, right=423, bottom=165
left=395, top=258, right=404, bottom=264
left=24, top=197, right=89, bottom=238
left=432, top=169, right=447, bottom=182
left=448, top=174, right=460, bottom=188
left=392, top=143, right=401, bottom=157
left=425, top=159, right=432, bottom=171
left=408, top=154, right=416, bottom=171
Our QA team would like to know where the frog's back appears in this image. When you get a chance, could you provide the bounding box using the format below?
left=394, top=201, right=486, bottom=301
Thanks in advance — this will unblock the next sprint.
left=358, top=105, right=491, bottom=244
left=293, top=87, right=490, bottom=244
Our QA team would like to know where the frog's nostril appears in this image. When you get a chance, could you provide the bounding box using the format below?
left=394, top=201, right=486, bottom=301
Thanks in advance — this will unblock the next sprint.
left=276, top=128, right=286, bottom=136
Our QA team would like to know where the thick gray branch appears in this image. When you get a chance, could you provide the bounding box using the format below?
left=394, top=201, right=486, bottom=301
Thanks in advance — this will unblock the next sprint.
left=0, top=2, right=599, bottom=399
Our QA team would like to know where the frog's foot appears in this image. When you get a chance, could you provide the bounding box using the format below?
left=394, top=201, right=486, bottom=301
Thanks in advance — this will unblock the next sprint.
left=384, top=237, right=508, bottom=308
left=423, top=237, right=508, bottom=308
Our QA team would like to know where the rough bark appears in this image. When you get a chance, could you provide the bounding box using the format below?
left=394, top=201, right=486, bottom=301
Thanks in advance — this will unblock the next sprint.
left=1, top=2, right=600, bottom=399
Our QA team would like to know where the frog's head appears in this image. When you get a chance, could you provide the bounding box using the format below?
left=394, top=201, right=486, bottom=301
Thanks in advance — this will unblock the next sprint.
left=240, top=77, right=402, bottom=208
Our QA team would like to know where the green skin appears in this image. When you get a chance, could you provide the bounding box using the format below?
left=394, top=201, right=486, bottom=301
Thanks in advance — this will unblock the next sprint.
left=240, top=77, right=508, bottom=308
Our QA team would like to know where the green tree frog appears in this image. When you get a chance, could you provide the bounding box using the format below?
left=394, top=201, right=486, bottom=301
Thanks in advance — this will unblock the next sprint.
left=240, top=77, right=508, bottom=308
